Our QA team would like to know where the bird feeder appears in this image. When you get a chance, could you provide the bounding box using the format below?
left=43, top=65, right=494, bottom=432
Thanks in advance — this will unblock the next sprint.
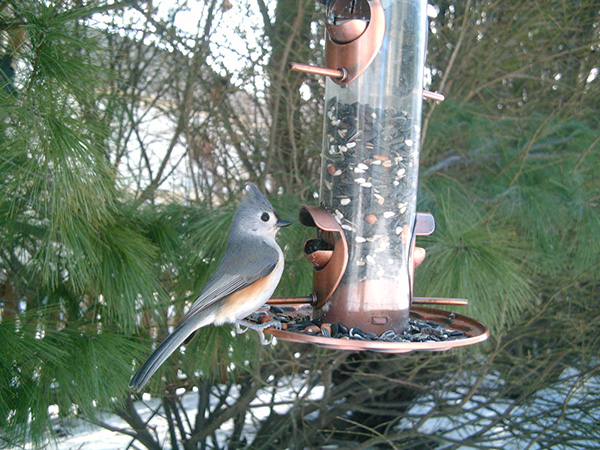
left=266, top=0, right=489, bottom=351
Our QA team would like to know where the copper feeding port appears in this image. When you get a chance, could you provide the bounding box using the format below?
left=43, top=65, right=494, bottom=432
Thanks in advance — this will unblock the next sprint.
left=326, top=0, right=371, bottom=43
left=288, top=0, right=387, bottom=86
left=304, top=238, right=335, bottom=270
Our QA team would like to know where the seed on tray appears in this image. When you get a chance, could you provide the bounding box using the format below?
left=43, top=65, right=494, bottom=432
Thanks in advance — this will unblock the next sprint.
left=260, top=312, right=468, bottom=343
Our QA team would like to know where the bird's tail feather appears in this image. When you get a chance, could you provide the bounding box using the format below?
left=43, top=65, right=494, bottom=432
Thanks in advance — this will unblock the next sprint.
left=129, top=318, right=205, bottom=392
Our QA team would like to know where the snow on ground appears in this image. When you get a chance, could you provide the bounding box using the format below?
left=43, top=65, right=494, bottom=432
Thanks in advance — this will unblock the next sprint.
left=16, top=367, right=599, bottom=450
left=398, top=366, right=600, bottom=449
left=50, top=377, right=324, bottom=450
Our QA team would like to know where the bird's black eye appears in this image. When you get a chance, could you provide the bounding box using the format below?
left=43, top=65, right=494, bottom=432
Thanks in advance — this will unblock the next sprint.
left=261, top=212, right=270, bottom=222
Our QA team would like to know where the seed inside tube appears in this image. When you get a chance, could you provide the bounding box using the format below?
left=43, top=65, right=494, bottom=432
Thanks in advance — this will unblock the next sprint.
left=323, top=100, right=416, bottom=288
left=364, top=214, right=378, bottom=224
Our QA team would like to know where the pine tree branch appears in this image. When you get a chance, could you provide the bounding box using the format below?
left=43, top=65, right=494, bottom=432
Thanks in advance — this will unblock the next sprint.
left=162, top=397, right=181, bottom=450
left=185, top=378, right=261, bottom=447
left=263, top=0, right=311, bottom=190
left=113, top=397, right=163, bottom=450
left=421, top=0, right=472, bottom=151
left=133, top=0, right=219, bottom=206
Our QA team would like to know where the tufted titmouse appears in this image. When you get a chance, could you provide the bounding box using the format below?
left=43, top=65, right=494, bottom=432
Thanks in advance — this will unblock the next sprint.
left=130, top=183, right=291, bottom=391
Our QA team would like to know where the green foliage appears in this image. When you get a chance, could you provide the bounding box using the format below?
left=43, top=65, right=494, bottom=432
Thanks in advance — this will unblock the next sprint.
left=0, top=310, right=146, bottom=446
left=415, top=187, right=535, bottom=330
left=0, top=3, right=171, bottom=444
left=417, top=97, right=600, bottom=332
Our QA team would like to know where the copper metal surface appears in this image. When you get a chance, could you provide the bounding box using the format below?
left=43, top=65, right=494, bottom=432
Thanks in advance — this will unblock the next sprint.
left=413, top=297, right=469, bottom=306
left=299, top=206, right=348, bottom=309
left=325, top=0, right=385, bottom=85
left=268, top=296, right=469, bottom=307
left=300, top=209, right=438, bottom=334
left=268, top=295, right=316, bottom=305
left=289, top=62, right=347, bottom=81
left=327, top=18, right=368, bottom=43
left=315, top=278, right=410, bottom=334
left=326, top=0, right=371, bottom=43
left=264, top=305, right=490, bottom=353
left=415, top=212, right=435, bottom=236
left=423, top=90, right=445, bottom=101
left=304, top=248, right=333, bottom=270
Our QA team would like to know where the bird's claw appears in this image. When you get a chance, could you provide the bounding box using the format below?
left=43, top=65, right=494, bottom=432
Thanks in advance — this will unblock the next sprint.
left=234, top=318, right=281, bottom=345
left=258, top=331, right=273, bottom=345
left=266, top=318, right=282, bottom=330
left=234, top=322, right=249, bottom=335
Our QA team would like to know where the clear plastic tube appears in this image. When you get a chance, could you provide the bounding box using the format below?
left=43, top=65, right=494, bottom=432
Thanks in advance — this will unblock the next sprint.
left=318, top=0, right=427, bottom=334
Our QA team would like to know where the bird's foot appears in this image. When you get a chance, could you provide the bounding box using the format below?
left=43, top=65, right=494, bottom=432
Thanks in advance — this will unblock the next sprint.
left=234, top=322, right=249, bottom=335
left=234, top=319, right=281, bottom=345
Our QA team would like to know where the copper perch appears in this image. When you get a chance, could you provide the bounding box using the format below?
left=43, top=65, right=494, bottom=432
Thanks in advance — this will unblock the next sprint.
left=289, top=62, right=347, bottom=81
left=422, top=91, right=445, bottom=102
left=413, top=297, right=468, bottom=306
left=289, top=62, right=444, bottom=101
left=268, top=295, right=468, bottom=306
left=268, top=295, right=316, bottom=305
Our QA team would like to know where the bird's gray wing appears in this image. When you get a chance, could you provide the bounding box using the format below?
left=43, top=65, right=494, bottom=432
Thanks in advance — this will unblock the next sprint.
left=182, top=239, right=279, bottom=320
left=130, top=239, right=279, bottom=392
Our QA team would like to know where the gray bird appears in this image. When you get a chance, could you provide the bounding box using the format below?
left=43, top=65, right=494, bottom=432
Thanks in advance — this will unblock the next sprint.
left=130, top=183, right=291, bottom=391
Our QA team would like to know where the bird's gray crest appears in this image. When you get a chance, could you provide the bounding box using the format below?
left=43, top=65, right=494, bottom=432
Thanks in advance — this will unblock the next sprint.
left=241, top=183, right=273, bottom=213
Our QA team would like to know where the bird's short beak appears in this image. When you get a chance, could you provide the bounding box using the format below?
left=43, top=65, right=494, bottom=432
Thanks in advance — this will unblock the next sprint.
left=277, top=219, right=292, bottom=228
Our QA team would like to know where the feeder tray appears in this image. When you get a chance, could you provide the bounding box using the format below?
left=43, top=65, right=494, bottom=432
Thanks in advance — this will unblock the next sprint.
left=262, top=302, right=489, bottom=353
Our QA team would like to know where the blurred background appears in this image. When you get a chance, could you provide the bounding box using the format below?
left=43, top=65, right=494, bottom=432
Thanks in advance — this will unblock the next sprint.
left=1, top=1, right=598, bottom=449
